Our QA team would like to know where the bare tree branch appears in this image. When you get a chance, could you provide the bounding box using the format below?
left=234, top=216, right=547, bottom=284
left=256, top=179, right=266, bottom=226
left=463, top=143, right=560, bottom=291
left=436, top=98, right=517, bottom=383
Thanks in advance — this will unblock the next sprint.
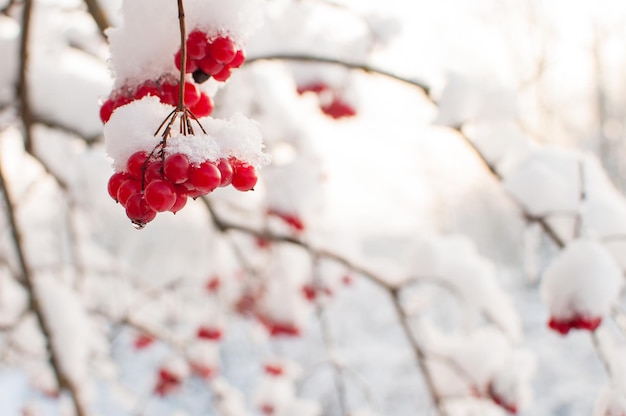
left=0, top=154, right=88, bottom=416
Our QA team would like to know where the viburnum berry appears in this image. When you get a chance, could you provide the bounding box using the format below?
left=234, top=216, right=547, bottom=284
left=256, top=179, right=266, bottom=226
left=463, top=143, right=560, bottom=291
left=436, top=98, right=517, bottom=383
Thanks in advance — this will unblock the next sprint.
left=154, top=368, right=181, bottom=396
left=321, top=97, right=357, bottom=119
left=210, top=36, right=237, bottom=64
left=134, top=334, right=154, bottom=350
left=263, top=364, right=284, bottom=377
left=116, top=179, right=141, bottom=207
left=107, top=172, right=129, bottom=202
left=99, top=99, right=115, bottom=123
left=187, top=30, right=207, bottom=60
left=126, top=151, right=149, bottom=178
left=169, top=186, right=188, bottom=214
left=548, top=315, right=602, bottom=335
left=144, top=161, right=164, bottom=183
left=190, top=94, right=214, bottom=117
left=229, top=50, right=245, bottom=68
left=144, top=180, right=177, bottom=212
left=196, top=326, right=223, bottom=341
left=188, top=162, right=221, bottom=193
left=231, top=161, right=258, bottom=191
left=217, top=158, right=233, bottom=187
left=212, top=67, right=232, bottom=82
left=164, top=153, right=190, bottom=184
left=125, top=193, right=157, bottom=226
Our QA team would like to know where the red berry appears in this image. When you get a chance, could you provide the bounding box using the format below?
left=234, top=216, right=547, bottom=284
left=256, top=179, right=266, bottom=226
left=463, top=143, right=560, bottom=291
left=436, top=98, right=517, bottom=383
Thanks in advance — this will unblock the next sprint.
left=573, top=316, right=602, bottom=331
left=117, top=179, right=141, bottom=207
left=113, top=95, right=131, bottom=110
left=164, top=153, right=190, bottom=184
left=144, top=161, right=164, bottom=183
left=190, top=93, right=214, bottom=117
left=189, top=162, right=221, bottom=194
left=302, top=284, right=316, bottom=301
left=297, top=82, right=329, bottom=95
left=231, top=163, right=258, bottom=191
left=100, top=99, right=114, bottom=123
left=217, top=158, right=233, bottom=187
left=135, top=83, right=159, bottom=99
left=169, top=186, right=188, bottom=214
left=174, top=49, right=198, bottom=74
left=144, top=180, right=177, bottom=212
left=187, top=31, right=208, bottom=60
left=321, top=98, right=356, bottom=119
left=160, top=83, right=178, bottom=106
left=196, top=326, right=222, bottom=341
left=229, top=49, right=245, bottom=68
left=107, top=172, right=129, bottom=202
left=205, top=276, right=220, bottom=293
left=125, top=193, right=157, bottom=226
left=134, top=334, right=154, bottom=350
left=198, top=55, right=223, bottom=75
left=212, top=67, right=232, bottom=82
left=183, top=82, right=201, bottom=107
left=260, top=404, right=275, bottom=415
left=127, top=151, right=149, bottom=179
left=548, top=318, right=571, bottom=335
left=263, top=364, right=283, bottom=377
left=190, top=363, right=215, bottom=379
left=210, top=36, right=237, bottom=64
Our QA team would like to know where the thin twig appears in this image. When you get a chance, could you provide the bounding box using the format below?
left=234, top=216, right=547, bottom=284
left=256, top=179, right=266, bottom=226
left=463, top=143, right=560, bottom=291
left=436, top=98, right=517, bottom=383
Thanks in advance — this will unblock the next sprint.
left=16, top=0, right=33, bottom=153
left=83, top=0, right=109, bottom=38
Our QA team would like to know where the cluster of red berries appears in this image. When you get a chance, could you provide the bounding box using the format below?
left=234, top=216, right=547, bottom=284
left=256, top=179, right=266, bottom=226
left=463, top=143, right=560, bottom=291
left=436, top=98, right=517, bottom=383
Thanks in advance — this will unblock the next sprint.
left=175, top=30, right=245, bottom=84
left=107, top=151, right=258, bottom=227
left=548, top=314, right=602, bottom=335
left=297, top=82, right=357, bottom=119
left=100, top=80, right=214, bottom=124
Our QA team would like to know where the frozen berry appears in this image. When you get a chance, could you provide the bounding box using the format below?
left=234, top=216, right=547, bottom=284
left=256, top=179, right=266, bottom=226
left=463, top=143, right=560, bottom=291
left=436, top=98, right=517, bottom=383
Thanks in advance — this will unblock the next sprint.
left=117, top=179, right=141, bottom=207
left=190, top=94, right=214, bottom=117
left=187, top=31, right=208, bottom=60
left=210, top=36, right=237, bottom=64
left=189, top=162, right=221, bottom=194
left=145, top=180, right=177, bottom=212
left=229, top=50, right=245, bottom=68
left=127, top=151, right=149, bottom=179
left=108, top=172, right=129, bottom=202
left=231, top=162, right=258, bottom=191
left=164, top=153, right=190, bottom=184
left=169, top=186, right=188, bottom=214
left=212, top=67, right=232, bottom=82
left=100, top=99, right=114, bottom=123
left=217, top=158, right=233, bottom=187
left=125, top=193, right=157, bottom=225
left=198, top=55, right=223, bottom=75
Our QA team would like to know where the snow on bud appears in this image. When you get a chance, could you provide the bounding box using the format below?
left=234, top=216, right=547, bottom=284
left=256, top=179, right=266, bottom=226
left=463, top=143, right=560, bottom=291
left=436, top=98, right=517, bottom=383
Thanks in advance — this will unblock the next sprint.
left=593, top=387, right=626, bottom=416
left=35, top=275, right=93, bottom=387
left=186, top=340, right=220, bottom=379
left=504, top=148, right=583, bottom=219
left=211, top=378, right=249, bottom=416
left=462, top=121, right=535, bottom=177
left=541, top=239, right=622, bottom=324
left=253, top=376, right=296, bottom=415
left=489, top=349, right=536, bottom=413
left=433, top=73, right=518, bottom=127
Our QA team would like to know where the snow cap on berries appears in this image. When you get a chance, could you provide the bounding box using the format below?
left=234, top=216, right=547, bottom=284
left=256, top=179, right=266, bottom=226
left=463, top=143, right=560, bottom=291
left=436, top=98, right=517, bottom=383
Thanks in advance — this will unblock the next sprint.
left=541, top=239, right=623, bottom=321
left=103, top=97, right=269, bottom=172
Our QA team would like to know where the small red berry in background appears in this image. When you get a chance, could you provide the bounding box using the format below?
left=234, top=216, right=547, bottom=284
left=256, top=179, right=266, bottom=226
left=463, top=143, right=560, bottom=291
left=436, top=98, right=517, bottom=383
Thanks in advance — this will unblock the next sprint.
left=196, top=326, right=223, bottom=341
left=134, top=334, right=154, bottom=350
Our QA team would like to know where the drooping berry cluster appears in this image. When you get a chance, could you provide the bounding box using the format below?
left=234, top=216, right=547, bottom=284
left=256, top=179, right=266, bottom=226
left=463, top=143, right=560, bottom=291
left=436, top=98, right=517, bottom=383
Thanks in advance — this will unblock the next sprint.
left=100, top=80, right=214, bottom=124
left=297, top=82, right=357, bottom=119
left=107, top=151, right=258, bottom=227
left=175, top=30, right=245, bottom=84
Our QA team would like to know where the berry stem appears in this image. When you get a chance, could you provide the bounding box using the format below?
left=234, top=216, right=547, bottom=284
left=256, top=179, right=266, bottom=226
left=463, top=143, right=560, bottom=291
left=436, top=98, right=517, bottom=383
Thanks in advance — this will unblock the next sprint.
left=176, top=0, right=188, bottom=112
